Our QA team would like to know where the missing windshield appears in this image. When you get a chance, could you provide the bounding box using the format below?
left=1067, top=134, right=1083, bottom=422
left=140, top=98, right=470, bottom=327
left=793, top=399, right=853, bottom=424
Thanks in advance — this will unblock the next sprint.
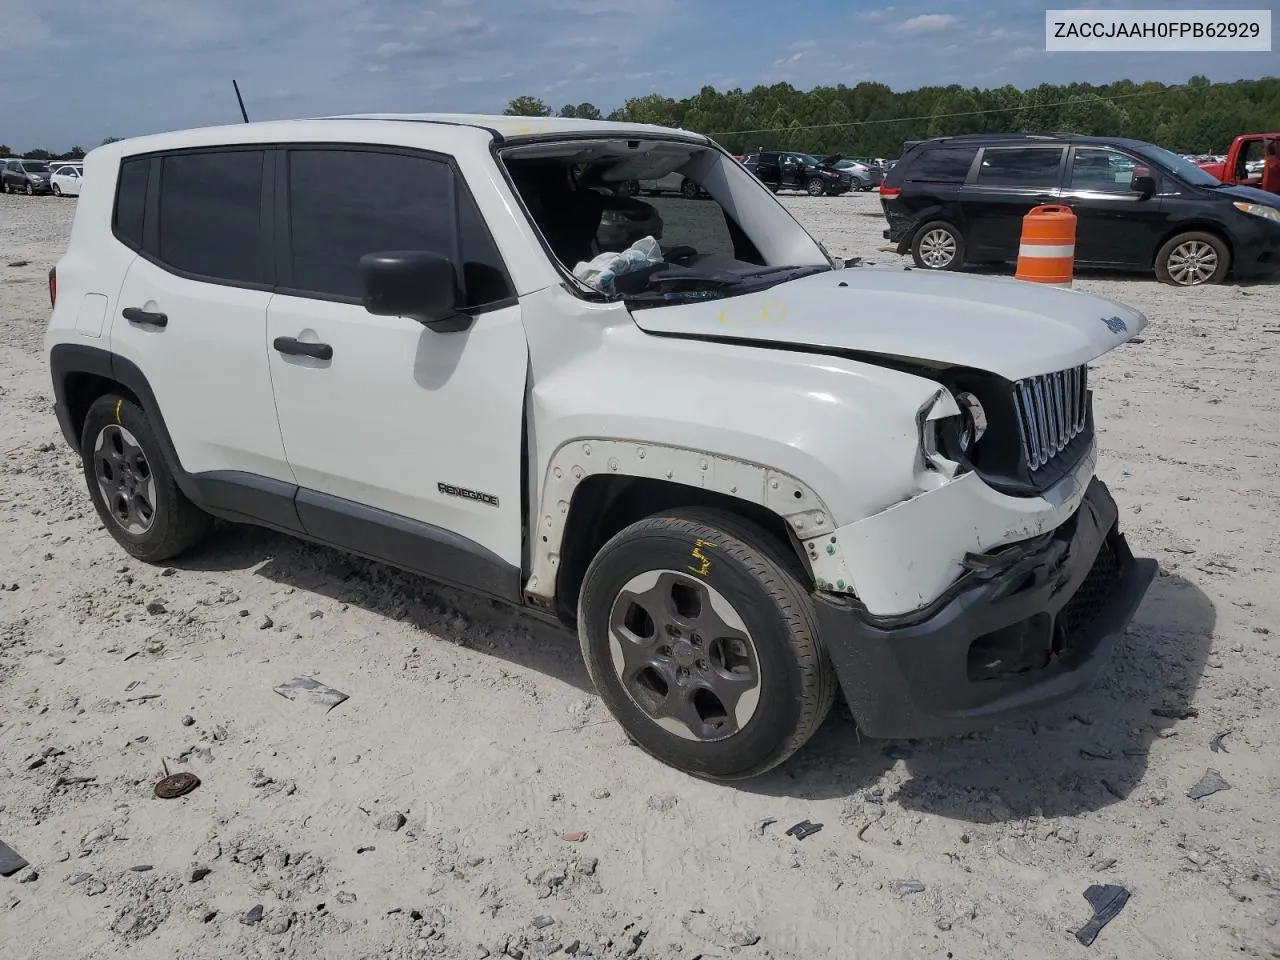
left=500, top=139, right=830, bottom=303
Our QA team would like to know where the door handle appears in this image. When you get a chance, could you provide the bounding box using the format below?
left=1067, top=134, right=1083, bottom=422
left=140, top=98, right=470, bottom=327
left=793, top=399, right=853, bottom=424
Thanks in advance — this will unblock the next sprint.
left=122, top=307, right=168, bottom=328
left=273, top=336, right=333, bottom=361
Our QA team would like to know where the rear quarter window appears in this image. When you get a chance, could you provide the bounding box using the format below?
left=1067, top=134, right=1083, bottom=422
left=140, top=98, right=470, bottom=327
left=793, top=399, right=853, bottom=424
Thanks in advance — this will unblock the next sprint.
left=113, top=157, right=150, bottom=251
left=887, top=145, right=977, bottom=185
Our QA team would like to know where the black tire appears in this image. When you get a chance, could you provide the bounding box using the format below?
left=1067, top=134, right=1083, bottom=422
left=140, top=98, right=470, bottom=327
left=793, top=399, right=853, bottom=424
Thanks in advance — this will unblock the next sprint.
left=52, top=184, right=62, bottom=197
left=578, top=508, right=837, bottom=780
left=680, top=178, right=700, bottom=199
left=1154, top=231, right=1230, bottom=286
left=80, top=394, right=211, bottom=562
left=25, top=183, right=34, bottom=196
left=806, top=177, right=826, bottom=197
left=910, top=219, right=965, bottom=270
left=614, top=180, right=637, bottom=199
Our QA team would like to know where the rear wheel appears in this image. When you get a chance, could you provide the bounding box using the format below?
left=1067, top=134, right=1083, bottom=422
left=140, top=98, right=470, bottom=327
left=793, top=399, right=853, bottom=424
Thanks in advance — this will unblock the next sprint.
left=911, top=220, right=965, bottom=270
left=806, top=177, right=826, bottom=197
left=52, top=184, right=62, bottom=197
left=1155, top=231, right=1229, bottom=286
left=25, top=183, right=34, bottom=196
left=80, top=394, right=212, bottom=562
left=578, top=509, right=836, bottom=780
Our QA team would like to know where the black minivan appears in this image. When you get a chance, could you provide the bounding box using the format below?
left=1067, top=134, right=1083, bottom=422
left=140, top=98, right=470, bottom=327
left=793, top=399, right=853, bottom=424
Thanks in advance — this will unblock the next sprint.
left=880, top=133, right=1280, bottom=286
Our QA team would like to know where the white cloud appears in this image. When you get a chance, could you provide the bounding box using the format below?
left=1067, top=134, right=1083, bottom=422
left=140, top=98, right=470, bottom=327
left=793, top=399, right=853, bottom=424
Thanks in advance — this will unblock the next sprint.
left=898, top=13, right=958, bottom=34
left=860, top=6, right=896, bottom=22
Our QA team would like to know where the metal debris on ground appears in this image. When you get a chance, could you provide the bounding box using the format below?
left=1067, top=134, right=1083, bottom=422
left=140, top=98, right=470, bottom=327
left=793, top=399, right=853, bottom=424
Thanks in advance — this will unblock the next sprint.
left=154, top=772, right=201, bottom=799
left=1152, top=705, right=1198, bottom=720
left=1074, top=884, right=1131, bottom=946
left=0, top=840, right=30, bottom=877
left=785, top=820, right=823, bottom=840
left=1187, top=768, right=1231, bottom=800
left=273, top=676, right=350, bottom=712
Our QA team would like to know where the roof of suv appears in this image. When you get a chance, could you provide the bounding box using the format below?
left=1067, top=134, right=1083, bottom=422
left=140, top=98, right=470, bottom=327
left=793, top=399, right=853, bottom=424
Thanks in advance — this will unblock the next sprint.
left=908, top=132, right=1156, bottom=151
left=94, top=114, right=709, bottom=159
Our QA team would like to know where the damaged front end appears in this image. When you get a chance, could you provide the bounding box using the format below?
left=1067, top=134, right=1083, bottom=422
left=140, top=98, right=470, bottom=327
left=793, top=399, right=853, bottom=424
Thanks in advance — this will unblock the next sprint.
left=816, top=477, right=1156, bottom=739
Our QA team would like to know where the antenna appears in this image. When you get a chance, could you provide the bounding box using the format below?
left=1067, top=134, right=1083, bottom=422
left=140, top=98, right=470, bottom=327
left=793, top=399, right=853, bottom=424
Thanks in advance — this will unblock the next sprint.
left=232, top=80, right=249, bottom=123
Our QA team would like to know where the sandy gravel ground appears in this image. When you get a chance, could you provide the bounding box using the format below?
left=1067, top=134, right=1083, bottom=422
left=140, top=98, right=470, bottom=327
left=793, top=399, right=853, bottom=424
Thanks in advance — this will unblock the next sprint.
left=2, top=189, right=1279, bottom=960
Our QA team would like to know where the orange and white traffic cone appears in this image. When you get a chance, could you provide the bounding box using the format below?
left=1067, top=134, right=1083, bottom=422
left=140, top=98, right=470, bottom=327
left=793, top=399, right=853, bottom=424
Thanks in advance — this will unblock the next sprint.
left=1015, top=204, right=1076, bottom=286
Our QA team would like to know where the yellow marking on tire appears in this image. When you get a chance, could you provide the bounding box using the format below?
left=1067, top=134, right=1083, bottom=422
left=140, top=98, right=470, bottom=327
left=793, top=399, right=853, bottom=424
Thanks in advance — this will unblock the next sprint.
left=115, top=399, right=122, bottom=424
left=688, top=538, right=716, bottom=577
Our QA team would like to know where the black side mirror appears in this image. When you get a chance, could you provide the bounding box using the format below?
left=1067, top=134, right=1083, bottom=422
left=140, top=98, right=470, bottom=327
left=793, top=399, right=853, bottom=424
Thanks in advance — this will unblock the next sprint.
left=1130, top=175, right=1156, bottom=199
left=359, top=251, right=471, bottom=333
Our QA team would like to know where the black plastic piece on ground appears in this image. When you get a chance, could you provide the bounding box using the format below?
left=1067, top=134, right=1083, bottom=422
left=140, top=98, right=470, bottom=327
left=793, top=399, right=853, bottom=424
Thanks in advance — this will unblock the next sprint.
left=0, top=840, right=30, bottom=877
left=1075, top=883, right=1130, bottom=946
left=785, top=820, right=824, bottom=840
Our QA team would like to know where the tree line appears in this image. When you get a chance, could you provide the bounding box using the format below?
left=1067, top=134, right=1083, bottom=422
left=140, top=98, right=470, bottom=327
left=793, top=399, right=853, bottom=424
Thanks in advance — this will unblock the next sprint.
left=506, top=74, right=1280, bottom=157
left=0, top=137, right=122, bottom=161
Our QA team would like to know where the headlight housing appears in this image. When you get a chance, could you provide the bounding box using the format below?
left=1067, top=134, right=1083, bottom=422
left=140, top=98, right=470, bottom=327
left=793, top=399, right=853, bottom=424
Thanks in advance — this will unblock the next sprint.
left=1234, top=201, right=1280, bottom=224
left=918, top=389, right=986, bottom=478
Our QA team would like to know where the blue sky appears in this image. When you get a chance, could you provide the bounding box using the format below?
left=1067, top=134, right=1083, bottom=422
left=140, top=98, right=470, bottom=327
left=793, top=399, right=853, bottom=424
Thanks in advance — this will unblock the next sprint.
left=0, top=0, right=1274, bottom=151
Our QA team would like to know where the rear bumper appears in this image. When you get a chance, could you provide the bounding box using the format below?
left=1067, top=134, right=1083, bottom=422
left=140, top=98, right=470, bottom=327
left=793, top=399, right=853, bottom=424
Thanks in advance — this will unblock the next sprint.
left=816, top=478, right=1155, bottom=739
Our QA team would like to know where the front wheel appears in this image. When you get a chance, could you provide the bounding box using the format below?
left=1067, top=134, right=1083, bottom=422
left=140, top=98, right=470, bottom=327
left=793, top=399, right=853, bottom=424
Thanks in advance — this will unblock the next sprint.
left=1155, top=231, right=1229, bottom=286
left=80, top=394, right=212, bottom=562
left=806, top=177, right=827, bottom=197
left=578, top=510, right=837, bottom=780
left=52, top=184, right=62, bottom=197
left=911, top=220, right=965, bottom=270
left=25, top=183, right=34, bottom=196
left=680, top=178, right=700, bottom=199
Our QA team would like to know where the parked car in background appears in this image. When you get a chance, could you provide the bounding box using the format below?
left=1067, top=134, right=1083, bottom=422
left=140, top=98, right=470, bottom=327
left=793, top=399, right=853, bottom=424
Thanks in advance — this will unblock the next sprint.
left=880, top=132, right=1280, bottom=286
left=50, top=164, right=84, bottom=197
left=741, top=151, right=853, bottom=195
left=2, top=158, right=53, bottom=194
left=825, top=157, right=882, bottom=190
left=637, top=171, right=701, bottom=198
left=1198, top=134, right=1279, bottom=193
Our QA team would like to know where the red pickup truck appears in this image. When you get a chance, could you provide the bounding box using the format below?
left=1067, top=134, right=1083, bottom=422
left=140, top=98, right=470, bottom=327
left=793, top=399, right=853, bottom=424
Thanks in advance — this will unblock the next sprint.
left=1199, top=133, right=1280, bottom=192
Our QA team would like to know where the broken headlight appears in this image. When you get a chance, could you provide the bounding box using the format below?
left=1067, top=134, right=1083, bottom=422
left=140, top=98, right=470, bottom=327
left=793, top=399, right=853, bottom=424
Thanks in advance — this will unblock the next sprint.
left=918, top=389, right=986, bottom=476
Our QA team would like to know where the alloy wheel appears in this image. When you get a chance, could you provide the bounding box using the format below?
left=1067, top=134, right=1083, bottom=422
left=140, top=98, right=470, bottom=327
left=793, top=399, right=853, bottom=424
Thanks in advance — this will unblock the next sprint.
left=93, top=423, right=157, bottom=535
left=1166, top=240, right=1219, bottom=285
left=918, top=228, right=957, bottom=268
left=607, top=569, right=761, bottom=742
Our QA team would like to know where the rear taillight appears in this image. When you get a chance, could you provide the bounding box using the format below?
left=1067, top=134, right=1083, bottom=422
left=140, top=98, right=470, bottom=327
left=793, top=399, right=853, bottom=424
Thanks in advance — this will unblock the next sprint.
left=879, top=185, right=901, bottom=198
left=48, top=267, right=56, bottom=307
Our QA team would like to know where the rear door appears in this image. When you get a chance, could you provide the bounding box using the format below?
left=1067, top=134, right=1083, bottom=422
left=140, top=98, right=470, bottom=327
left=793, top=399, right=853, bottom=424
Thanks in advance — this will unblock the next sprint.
left=109, top=148, right=294, bottom=488
left=1060, top=146, right=1165, bottom=267
left=962, top=146, right=1066, bottom=260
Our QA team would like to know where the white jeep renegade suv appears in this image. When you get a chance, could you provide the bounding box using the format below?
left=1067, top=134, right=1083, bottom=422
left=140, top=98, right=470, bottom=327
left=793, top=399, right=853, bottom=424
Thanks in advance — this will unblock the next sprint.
left=45, top=114, right=1156, bottom=779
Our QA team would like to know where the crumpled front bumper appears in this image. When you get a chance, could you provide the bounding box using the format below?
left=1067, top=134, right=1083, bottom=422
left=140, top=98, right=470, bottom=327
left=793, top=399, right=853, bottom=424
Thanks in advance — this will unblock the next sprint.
left=814, top=477, right=1156, bottom=739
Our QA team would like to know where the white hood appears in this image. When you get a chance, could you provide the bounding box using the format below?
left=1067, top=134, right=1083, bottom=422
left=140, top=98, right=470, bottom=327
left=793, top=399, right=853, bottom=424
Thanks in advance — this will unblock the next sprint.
left=629, top=265, right=1147, bottom=382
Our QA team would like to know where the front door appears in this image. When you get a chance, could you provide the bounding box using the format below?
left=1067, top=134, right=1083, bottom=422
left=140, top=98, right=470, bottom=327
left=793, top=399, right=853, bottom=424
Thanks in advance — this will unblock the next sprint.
left=961, top=146, right=1066, bottom=261
left=1060, top=146, right=1166, bottom=268
left=265, top=145, right=529, bottom=598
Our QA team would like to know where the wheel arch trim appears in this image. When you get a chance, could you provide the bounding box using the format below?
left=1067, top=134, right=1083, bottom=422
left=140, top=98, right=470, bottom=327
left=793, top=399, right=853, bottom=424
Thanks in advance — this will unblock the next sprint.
left=526, top=438, right=839, bottom=606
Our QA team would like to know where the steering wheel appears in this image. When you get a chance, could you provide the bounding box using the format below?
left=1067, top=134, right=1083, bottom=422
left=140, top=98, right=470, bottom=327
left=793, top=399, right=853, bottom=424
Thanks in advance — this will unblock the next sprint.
left=663, top=245, right=698, bottom=264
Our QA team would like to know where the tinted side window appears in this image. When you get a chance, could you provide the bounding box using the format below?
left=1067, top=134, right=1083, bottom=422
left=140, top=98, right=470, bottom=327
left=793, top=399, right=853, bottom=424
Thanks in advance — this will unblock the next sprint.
left=158, top=150, right=265, bottom=284
left=900, top=146, right=977, bottom=183
left=1067, top=149, right=1138, bottom=193
left=113, top=157, right=149, bottom=251
left=286, top=149, right=511, bottom=308
left=977, top=147, right=1065, bottom=187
